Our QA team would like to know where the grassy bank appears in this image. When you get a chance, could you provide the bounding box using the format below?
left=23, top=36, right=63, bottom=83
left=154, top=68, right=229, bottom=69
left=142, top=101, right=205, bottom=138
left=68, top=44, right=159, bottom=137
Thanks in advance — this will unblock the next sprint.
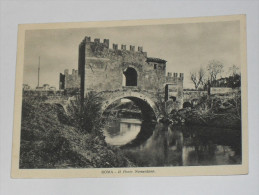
left=19, top=97, right=134, bottom=168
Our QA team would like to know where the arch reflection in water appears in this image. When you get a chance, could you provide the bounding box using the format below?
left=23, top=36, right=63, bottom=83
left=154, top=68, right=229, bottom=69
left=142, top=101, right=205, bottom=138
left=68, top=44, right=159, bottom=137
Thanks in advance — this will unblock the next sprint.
left=104, top=118, right=142, bottom=146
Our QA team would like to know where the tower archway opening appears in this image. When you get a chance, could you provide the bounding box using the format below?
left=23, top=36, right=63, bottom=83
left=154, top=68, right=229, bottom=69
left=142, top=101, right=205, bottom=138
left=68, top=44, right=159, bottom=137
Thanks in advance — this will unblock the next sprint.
left=123, top=67, right=138, bottom=86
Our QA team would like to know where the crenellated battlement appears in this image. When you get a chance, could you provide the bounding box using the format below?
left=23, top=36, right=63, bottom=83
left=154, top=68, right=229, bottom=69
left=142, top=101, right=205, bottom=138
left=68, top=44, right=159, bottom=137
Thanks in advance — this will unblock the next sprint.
left=64, top=69, right=78, bottom=76
left=167, top=72, right=184, bottom=78
left=80, top=36, right=145, bottom=54
left=166, top=72, right=184, bottom=83
left=59, top=69, right=80, bottom=90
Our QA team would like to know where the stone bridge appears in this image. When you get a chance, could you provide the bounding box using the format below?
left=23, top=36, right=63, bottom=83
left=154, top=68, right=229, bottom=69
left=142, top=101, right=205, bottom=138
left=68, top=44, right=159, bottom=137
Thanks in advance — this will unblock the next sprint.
left=40, top=89, right=210, bottom=119
left=44, top=88, right=161, bottom=121
left=99, top=88, right=159, bottom=120
left=43, top=89, right=210, bottom=120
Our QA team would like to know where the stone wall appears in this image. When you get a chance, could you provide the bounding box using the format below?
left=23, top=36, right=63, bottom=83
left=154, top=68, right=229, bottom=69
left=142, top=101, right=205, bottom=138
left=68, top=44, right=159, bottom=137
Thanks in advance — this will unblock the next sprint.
left=183, top=90, right=208, bottom=103
left=165, top=72, right=184, bottom=101
left=78, top=36, right=169, bottom=97
left=210, top=87, right=240, bottom=95
left=59, top=69, right=80, bottom=90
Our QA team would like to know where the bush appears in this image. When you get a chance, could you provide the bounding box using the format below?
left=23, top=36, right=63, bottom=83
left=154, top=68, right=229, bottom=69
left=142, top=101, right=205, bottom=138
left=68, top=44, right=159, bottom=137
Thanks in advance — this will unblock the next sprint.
left=66, top=92, right=105, bottom=136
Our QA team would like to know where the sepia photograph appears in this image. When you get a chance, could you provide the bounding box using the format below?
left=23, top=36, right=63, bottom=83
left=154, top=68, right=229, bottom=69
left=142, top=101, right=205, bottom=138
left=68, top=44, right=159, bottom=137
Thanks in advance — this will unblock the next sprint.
left=11, top=15, right=248, bottom=178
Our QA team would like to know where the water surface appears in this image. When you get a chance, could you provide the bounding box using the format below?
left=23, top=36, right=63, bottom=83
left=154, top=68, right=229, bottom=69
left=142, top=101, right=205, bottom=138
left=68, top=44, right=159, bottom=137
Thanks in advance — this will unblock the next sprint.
left=104, top=118, right=241, bottom=166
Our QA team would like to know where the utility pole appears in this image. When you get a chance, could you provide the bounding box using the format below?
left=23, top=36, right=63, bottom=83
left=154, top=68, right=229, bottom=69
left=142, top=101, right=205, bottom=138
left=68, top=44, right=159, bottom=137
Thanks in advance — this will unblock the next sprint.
left=37, top=56, right=40, bottom=87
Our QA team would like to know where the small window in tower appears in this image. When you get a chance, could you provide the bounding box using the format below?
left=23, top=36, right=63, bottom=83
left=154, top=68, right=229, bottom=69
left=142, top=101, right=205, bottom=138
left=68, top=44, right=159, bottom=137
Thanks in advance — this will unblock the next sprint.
left=154, top=64, right=157, bottom=69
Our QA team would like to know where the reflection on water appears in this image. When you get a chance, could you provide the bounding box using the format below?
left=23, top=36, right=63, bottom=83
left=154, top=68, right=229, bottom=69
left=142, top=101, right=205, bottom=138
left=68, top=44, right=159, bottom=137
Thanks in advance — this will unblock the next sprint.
left=104, top=118, right=242, bottom=166
left=104, top=119, right=142, bottom=146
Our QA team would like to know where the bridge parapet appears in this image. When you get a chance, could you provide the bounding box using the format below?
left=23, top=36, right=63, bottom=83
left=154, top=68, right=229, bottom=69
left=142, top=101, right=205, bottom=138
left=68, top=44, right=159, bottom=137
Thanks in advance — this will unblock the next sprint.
left=99, top=88, right=156, bottom=98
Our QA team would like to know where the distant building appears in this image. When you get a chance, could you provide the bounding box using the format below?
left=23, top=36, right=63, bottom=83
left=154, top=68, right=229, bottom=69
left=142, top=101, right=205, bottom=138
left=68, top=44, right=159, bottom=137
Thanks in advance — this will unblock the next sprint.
left=23, top=84, right=31, bottom=91
left=212, top=77, right=228, bottom=87
left=210, top=74, right=241, bottom=88
left=43, top=84, right=50, bottom=90
left=59, top=69, right=80, bottom=90
left=35, top=86, right=44, bottom=91
left=49, top=86, right=56, bottom=91
left=35, top=84, right=56, bottom=91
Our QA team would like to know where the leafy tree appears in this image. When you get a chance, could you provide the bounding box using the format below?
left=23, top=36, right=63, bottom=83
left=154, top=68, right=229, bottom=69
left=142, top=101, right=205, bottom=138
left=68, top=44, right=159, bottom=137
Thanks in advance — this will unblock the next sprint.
left=227, top=74, right=241, bottom=88
left=226, top=65, right=241, bottom=88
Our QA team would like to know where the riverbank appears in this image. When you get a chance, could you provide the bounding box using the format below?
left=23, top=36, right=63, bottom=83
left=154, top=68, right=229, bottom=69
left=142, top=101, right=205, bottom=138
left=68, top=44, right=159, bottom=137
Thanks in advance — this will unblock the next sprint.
left=164, top=92, right=241, bottom=129
left=20, top=98, right=135, bottom=168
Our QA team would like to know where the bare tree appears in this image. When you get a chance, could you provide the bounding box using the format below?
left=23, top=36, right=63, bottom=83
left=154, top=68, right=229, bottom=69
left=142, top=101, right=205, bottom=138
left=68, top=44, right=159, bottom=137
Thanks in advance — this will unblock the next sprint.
left=198, top=67, right=206, bottom=86
left=207, top=60, right=224, bottom=82
left=190, top=67, right=206, bottom=90
left=229, top=64, right=240, bottom=76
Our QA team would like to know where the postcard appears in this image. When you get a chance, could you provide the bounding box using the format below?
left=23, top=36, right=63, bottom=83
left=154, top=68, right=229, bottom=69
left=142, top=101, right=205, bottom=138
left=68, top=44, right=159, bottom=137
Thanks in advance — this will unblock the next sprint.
left=12, top=15, right=248, bottom=178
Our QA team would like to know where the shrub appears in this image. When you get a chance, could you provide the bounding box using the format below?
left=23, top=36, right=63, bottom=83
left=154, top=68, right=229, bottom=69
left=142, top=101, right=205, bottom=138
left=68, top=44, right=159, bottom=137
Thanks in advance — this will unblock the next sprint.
left=66, top=92, right=105, bottom=136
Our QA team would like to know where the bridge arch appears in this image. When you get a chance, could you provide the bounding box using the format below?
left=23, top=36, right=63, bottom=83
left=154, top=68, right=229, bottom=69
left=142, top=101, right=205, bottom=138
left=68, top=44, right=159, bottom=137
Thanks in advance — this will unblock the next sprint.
left=101, top=91, right=159, bottom=121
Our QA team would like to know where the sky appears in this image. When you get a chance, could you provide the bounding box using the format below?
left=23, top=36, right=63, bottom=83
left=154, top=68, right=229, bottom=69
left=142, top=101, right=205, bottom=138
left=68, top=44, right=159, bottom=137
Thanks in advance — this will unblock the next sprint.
left=23, top=20, right=241, bottom=89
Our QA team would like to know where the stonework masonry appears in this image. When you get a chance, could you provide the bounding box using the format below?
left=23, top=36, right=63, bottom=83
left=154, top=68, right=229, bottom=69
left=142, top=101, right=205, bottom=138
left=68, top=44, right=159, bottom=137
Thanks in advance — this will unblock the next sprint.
left=77, top=36, right=184, bottom=99
left=59, top=36, right=184, bottom=112
left=165, top=72, right=184, bottom=101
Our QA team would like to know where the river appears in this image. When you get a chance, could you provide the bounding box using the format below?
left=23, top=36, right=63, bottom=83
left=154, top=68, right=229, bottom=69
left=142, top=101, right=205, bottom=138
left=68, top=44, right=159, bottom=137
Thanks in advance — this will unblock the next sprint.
left=104, top=118, right=241, bottom=167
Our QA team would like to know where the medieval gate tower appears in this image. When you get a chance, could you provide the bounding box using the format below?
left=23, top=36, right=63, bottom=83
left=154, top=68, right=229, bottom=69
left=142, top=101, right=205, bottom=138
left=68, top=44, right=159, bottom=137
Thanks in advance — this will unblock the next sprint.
left=78, top=36, right=183, bottom=100
left=60, top=36, right=184, bottom=119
